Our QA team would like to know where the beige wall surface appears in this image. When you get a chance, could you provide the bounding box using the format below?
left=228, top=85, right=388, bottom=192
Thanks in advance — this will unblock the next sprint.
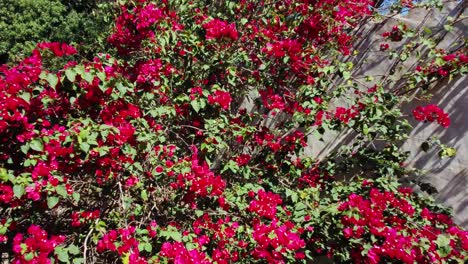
left=306, top=1, right=467, bottom=227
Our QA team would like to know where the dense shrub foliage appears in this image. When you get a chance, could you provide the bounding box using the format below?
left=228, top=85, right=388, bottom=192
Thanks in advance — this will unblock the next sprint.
left=0, top=0, right=113, bottom=63
left=0, top=0, right=466, bottom=263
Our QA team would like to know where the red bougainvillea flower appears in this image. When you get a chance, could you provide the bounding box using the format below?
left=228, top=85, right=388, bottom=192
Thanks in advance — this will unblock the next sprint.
left=160, top=241, right=211, bottom=263
left=401, top=0, right=414, bottom=8
left=382, top=25, right=407, bottom=42
left=380, top=43, right=389, bottom=51
left=251, top=218, right=305, bottom=262
left=208, top=90, right=232, bottom=110
left=135, top=3, right=163, bottom=30
left=0, top=184, right=13, bottom=204
left=36, top=42, right=77, bottom=57
left=203, top=18, right=239, bottom=41
left=12, top=225, right=66, bottom=263
left=248, top=189, right=282, bottom=219
left=413, top=104, right=450, bottom=128
left=334, top=106, right=360, bottom=124
left=234, top=154, right=251, bottom=166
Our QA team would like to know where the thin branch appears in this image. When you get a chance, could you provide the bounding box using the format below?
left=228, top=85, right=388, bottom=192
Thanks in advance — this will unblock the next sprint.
left=83, top=227, right=94, bottom=264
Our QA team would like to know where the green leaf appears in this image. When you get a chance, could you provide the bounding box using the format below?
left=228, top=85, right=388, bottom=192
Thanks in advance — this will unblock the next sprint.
left=13, top=185, right=25, bottom=198
left=72, top=192, right=80, bottom=202
left=20, top=144, right=30, bottom=154
left=24, top=252, right=34, bottom=261
left=169, top=231, right=182, bottom=241
left=82, top=72, right=94, bottom=83
left=97, top=72, right=106, bottom=82
left=80, top=142, right=90, bottom=153
left=74, top=65, right=85, bottom=75
left=141, top=190, right=148, bottom=201
left=195, top=210, right=204, bottom=217
left=326, top=204, right=339, bottom=215
left=400, top=53, right=408, bottom=62
left=186, top=242, right=197, bottom=250
left=445, top=147, right=457, bottom=157
left=55, top=246, right=69, bottom=263
left=295, top=202, right=307, bottom=211
left=116, top=83, right=127, bottom=95
left=439, top=147, right=456, bottom=158
left=199, top=99, right=206, bottom=110
left=56, top=185, right=68, bottom=198
left=362, top=124, right=369, bottom=135
left=342, top=71, right=351, bottom=80
left=191, top=100, right=201, bottom=113
left=30, top=139, right=44, bottom=152
left=47, top=73, right=59, bottom=88
left=144, top=243, right=152, bottom=252
left=291, top=192, right=298, bottom=203
left=78, top=129, right=89, bottom=141
left=18, top=92, right=31, bottom=103
left=122, top=253, right=130, bottom=264
left=0, top=168, right=8, bottom=182
left=47, top=196, right=60, bottom=209
left=435, top=234, right=451, bottom=257
left=72, top=258, right=84, bottom=264
left=160, top=230, right=182, bottom=242
left=443, top=24, right=453, bottom=32
left=67, top=244, right=80, bottom=255
left=65, top=69, right=77, bottom=82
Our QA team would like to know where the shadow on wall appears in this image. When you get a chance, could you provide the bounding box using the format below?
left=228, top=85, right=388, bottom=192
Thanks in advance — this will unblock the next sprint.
left=398, top=1, right=468, bottom=228
left=402, top=74, right=468, bottom=228
left=435, top=169, right=468, bottom=228
left=305, top=1, right=468, bottom=228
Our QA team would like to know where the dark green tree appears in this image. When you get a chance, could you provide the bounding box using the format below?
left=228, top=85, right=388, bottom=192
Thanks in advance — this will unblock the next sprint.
left=0, top=0, right=112, bottom=64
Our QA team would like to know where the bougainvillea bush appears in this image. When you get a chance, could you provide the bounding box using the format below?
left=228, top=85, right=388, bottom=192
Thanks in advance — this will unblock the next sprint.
left=0, top=0, right=467, bottom=263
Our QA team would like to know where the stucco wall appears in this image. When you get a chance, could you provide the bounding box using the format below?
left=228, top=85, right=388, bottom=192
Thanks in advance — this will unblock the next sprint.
left=306, top=1, right=467, bottom=227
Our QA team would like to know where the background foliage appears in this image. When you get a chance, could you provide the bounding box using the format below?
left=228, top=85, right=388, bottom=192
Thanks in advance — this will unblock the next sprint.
left=0, top=0, right=113, bottom=64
